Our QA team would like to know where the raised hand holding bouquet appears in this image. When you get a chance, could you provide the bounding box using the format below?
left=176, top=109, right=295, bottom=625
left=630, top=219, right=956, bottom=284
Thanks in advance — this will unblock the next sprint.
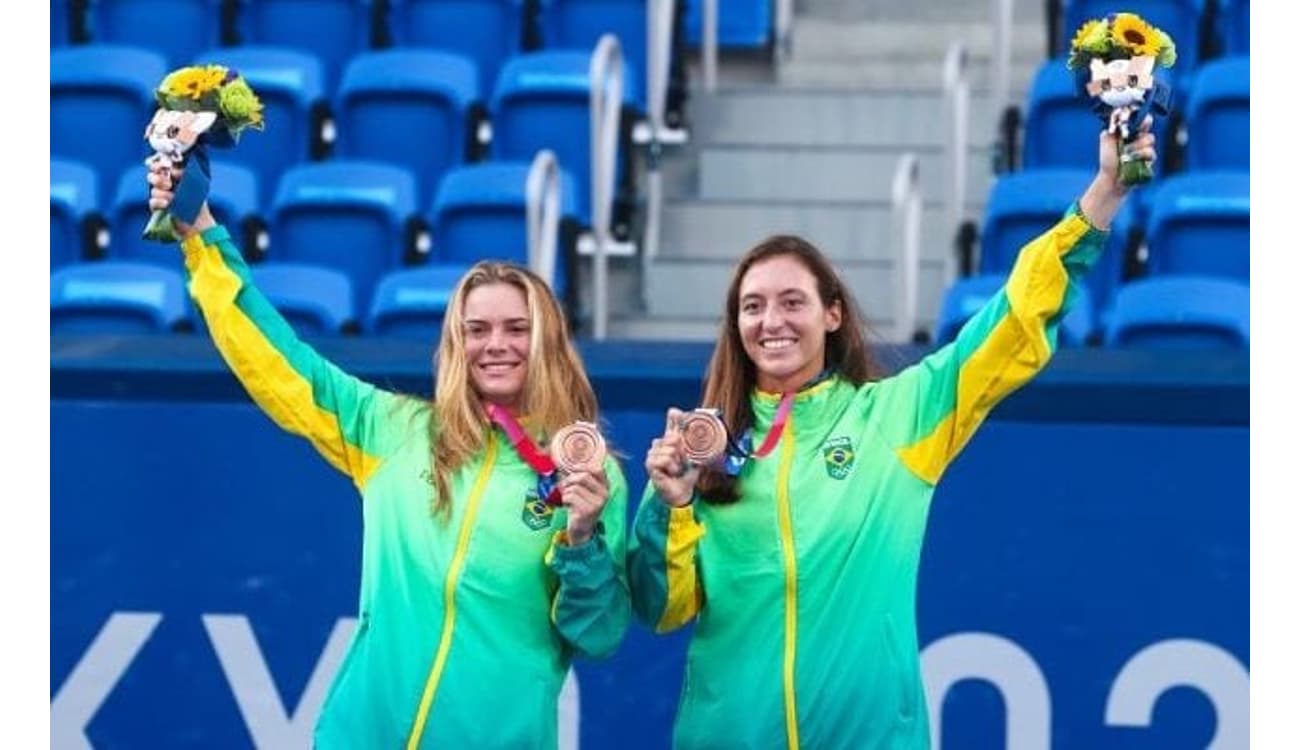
left=142, top=65, right=263, bottom=242
left=1069, top=12, right=1176, bottom=185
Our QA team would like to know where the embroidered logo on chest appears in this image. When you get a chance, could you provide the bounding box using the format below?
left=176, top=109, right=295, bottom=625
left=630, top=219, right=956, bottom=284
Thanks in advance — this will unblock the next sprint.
left=521, top=489, right=555, bottom=531
left=822, top=436, right=856, bottom=480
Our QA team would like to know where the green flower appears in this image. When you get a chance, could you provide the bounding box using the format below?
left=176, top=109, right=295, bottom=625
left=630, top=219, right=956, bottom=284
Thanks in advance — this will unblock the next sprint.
left=1155, top=29, right=1178, bottom=68
left=218, top=79, right=265, bottom=132
left=1067, top=18, right=1115, bottom=69
left=1072, top=19, right=1111, bottom=55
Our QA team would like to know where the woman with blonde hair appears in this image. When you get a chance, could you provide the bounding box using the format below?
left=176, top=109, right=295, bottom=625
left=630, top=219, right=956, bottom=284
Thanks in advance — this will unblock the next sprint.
left=630, top=123, right=1159, bottom=748
left=147, top=163, right=630, bottom=749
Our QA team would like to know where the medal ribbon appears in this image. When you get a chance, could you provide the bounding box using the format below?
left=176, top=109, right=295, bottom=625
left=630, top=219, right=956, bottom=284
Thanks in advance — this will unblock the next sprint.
left=486, top=403, right=563, bottom=506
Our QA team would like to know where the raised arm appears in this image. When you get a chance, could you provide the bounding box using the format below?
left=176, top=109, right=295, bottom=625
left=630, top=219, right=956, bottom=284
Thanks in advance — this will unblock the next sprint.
left=150, top=166, right=412, bottom=489
left=871, top=124, right=1156, bottom=485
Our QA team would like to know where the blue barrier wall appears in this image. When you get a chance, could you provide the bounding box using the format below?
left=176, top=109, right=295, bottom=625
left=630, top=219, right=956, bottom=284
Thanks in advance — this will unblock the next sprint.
left=51, top=336, right=1249, bottom=749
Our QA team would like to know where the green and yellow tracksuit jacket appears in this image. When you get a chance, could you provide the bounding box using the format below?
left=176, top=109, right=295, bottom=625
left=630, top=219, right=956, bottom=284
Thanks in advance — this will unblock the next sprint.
left=180, top=225, right=631, bottom=749
left=628, top=206, right=1107, bottom=749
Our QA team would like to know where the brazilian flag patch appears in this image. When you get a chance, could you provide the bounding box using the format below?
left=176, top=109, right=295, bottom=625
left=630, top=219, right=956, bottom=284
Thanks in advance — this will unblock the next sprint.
left=521, top=490, right=554, bottom=531
left=822, top=436, right=855, bottom=480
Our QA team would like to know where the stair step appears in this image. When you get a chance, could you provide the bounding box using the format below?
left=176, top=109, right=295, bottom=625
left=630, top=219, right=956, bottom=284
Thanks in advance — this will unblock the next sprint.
left=789, top=19, right=1047, bottom=61
left=643, top=259, right=950, bottom=332
left=777, top=59, right=1039, bottom=92
left=797, top=0, right=1045, bottom=24
left=658, top=199, right=982, bottom=263
left=605, top=316, right=723, bottom=342
left=690, top=89, right=1003, bottom=147
left=697, top=145, right=996, bottom=203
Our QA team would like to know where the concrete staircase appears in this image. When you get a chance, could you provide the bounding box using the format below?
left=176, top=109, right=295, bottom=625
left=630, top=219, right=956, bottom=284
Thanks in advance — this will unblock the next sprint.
left=604, top=0, right=1049, bottom=341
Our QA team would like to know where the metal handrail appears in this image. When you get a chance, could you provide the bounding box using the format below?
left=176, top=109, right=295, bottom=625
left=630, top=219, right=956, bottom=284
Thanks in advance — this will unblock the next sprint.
left=525, top=149, right=561, bottom=288
left=642, top=0, right=677, bottom=271
left=702, top=0, right=717, bottom=92
left=992, top=0, right=1014, bottom=127
left=776, top=0, right=794, bottom=59
left=942, top=41, right=970, bottom=286
left=890, top=154, right=922, bottom=343
left=588, top=34, right=624, bottom=340
left=647, top=0, right=675, bottom=139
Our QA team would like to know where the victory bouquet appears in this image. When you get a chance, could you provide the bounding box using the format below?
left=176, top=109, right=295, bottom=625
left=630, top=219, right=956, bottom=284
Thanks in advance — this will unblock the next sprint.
left=1068, top=13, right=1176, bottom=185
left=142, top=65, right=264, bottom=242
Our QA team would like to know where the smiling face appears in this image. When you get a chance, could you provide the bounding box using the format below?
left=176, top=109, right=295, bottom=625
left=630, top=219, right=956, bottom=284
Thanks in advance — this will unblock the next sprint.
left=737, top=254, right=842, bottom=393
left=462, top=281, right=532, bottom=410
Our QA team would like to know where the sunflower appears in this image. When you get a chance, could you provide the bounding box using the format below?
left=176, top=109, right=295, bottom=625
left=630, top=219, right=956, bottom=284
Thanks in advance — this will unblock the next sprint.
left=1071, top=19, right=1110, bottom=55
left=1110, top=13, right=1162, bottom=57
left=160, top=65, right=228, bottom=101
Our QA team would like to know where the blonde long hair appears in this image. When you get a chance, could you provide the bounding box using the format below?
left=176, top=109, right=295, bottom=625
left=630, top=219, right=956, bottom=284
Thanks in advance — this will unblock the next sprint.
left=428, top=262, right=597, bottom=516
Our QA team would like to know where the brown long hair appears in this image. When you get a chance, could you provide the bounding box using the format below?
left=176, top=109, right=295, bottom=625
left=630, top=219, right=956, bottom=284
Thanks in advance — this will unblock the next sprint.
left=697, top=235, right=885, bottom=503
left=428, top=261, right=597, bottom=517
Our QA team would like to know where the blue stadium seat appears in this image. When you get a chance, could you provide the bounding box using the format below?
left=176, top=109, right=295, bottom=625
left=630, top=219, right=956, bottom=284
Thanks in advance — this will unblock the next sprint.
left=1185, top=57, right=1249, bottom=172
left=979, top=169, right=1096, bottom=274
left=1105, top=276, right=1248, bottom=349
left=685, top=0, right=770, bottom=48
left=335, top=50, right=480, bottom=207
left=251, top=263, right=356, bottom=335
left=1145, top=171, right=1249, bottom=281
left=52, top=0, right=75, bottom=46
left=1216, top=0, right=1249, bottom=56
left=269, top=161, right=418, bottom=312
left=387, top=0, right=523, bottom=94
left=194, top=47, right=327, bottom=205
left=491, top=50, right=639, bottom=224
left=51, top=261, right=191, bottom=333
left=367, top=264, right=472, bottom=338
left=431, top=162, right=578, bottom=295
left=235, top=0, right=374, bottom=88
left=109, top=161, right=262, bottom=265
left=1092, top=196, right=1146, bottom=328
left=205, top=161, right=263, bottom=233
left=539, top=0, right=647, bottom=107
left=980, top=169, right=1130, bottom=326
left=52, top=159, right=100, bottom=269
left=1023, top=59, right=1097, bottom=170
left=936, top=273, right=1096, bottom=347
left=51, top=45, right=168, bottom=200
left=89, top=0, right=224, bottom=67
left=1061, top=1, right=1204, bottom=84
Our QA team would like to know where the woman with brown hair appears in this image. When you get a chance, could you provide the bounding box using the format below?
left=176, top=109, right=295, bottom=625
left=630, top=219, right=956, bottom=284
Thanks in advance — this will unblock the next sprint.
left=146, top=163, right=630, bottom=749
left=628, top=123, right=1158, bottom=748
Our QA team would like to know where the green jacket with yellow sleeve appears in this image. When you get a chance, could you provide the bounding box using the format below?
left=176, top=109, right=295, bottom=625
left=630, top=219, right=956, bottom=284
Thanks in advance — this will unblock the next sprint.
left=181, top=224, right=631, bottom=749
left=628, top=206, right=1108, bottom=750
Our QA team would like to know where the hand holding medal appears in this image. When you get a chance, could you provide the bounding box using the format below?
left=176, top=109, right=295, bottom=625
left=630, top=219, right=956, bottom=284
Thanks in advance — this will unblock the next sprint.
left=549, top=421, right=610, bottom=546
left=485, top=403, right=611, bottom=545
left=678, top=410, right=729, bottom=468
left=550, top=421, right=608, bottom=475
left=647, top=395, right=796, bottom=507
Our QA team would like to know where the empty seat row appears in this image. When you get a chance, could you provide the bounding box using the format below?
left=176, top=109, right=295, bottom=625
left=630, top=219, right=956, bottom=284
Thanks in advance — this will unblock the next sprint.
left=936, top=273, right=1248, bottom=350
left=976, top=167, right=1248, bottom=337
left=50, top=259, right=480, bottom=338
left=52, top=44, right=636, bottom=232
left=52, top=0, right=666, bottom=92
left=52, top=156, right=580, bottom=313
